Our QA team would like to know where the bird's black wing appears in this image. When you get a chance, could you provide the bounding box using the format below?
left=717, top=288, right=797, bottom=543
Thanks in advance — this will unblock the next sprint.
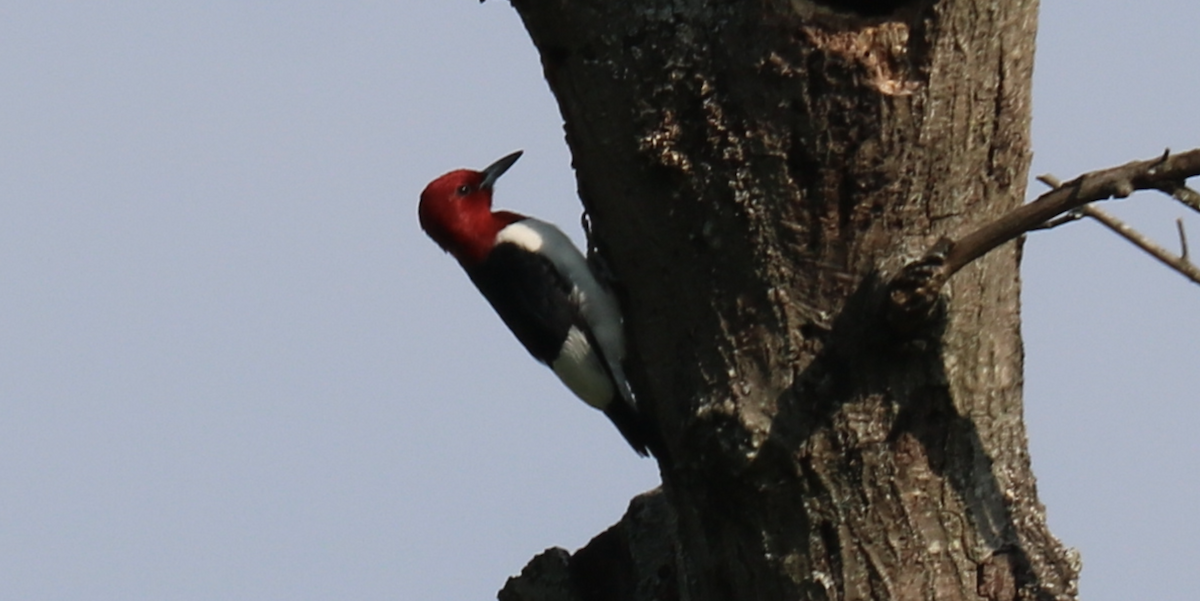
left=465, top=241, right=660, bottom=457
left=464, top=242, right=581, bottom=365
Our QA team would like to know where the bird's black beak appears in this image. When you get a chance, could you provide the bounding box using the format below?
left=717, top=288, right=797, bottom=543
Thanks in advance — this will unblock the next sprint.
left=479, top=150, right=523, bottom=189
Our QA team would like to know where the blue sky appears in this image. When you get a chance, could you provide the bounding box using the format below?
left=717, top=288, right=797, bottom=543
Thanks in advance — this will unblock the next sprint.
left=1, top=2, right=1197, bottom=600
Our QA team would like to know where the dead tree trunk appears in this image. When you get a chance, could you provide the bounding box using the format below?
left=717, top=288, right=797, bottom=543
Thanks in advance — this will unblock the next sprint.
left=501, top=1, right=1080, bottom=600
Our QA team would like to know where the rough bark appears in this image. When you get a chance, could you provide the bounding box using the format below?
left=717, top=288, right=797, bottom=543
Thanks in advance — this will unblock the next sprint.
left=501, top=1, right=1080, bottom=600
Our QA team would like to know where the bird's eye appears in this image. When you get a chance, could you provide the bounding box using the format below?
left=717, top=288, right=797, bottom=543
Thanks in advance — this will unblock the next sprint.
left=456, top=184, right=471, bottom=195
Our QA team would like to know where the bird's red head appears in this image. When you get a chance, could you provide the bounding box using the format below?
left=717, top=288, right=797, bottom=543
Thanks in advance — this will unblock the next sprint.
left=418, top=150, right=524, bottom=265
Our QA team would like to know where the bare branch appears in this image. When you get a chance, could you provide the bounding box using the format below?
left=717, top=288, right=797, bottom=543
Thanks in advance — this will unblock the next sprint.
left=887, top=147, right=1200, bottom=328
left=1034, top=176, right=1199, bottom=285
left=944, top=148, right=1200, bottom=277
left=1080, top=206, right=1200, bottom=285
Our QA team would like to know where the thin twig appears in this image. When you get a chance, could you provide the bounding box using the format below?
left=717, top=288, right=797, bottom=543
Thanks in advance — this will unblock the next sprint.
left=1177, top=218, right=1190, bottom=262
left=1027, top=211, right=1084, bottom=231
left=1036, top=174, right=1062, bottom=188
left=1080, top=206, right=1200, bottom=285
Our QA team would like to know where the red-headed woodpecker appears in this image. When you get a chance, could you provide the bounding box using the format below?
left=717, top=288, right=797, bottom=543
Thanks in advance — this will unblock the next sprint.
left=418, top=151, right=654, bottom=456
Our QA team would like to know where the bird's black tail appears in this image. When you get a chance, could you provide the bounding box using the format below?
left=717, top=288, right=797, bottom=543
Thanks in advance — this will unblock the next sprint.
left=604, top=400, right=664, bottom=459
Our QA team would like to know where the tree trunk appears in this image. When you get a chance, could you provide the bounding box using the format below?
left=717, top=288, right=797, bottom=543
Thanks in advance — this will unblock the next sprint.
left=501, top=1, right=1080, bottom=600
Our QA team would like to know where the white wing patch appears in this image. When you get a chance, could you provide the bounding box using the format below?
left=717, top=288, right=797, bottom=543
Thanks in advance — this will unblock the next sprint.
left=495, top=222, right=545, bottom=253
left=551, top=326, right=614, bottom=409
